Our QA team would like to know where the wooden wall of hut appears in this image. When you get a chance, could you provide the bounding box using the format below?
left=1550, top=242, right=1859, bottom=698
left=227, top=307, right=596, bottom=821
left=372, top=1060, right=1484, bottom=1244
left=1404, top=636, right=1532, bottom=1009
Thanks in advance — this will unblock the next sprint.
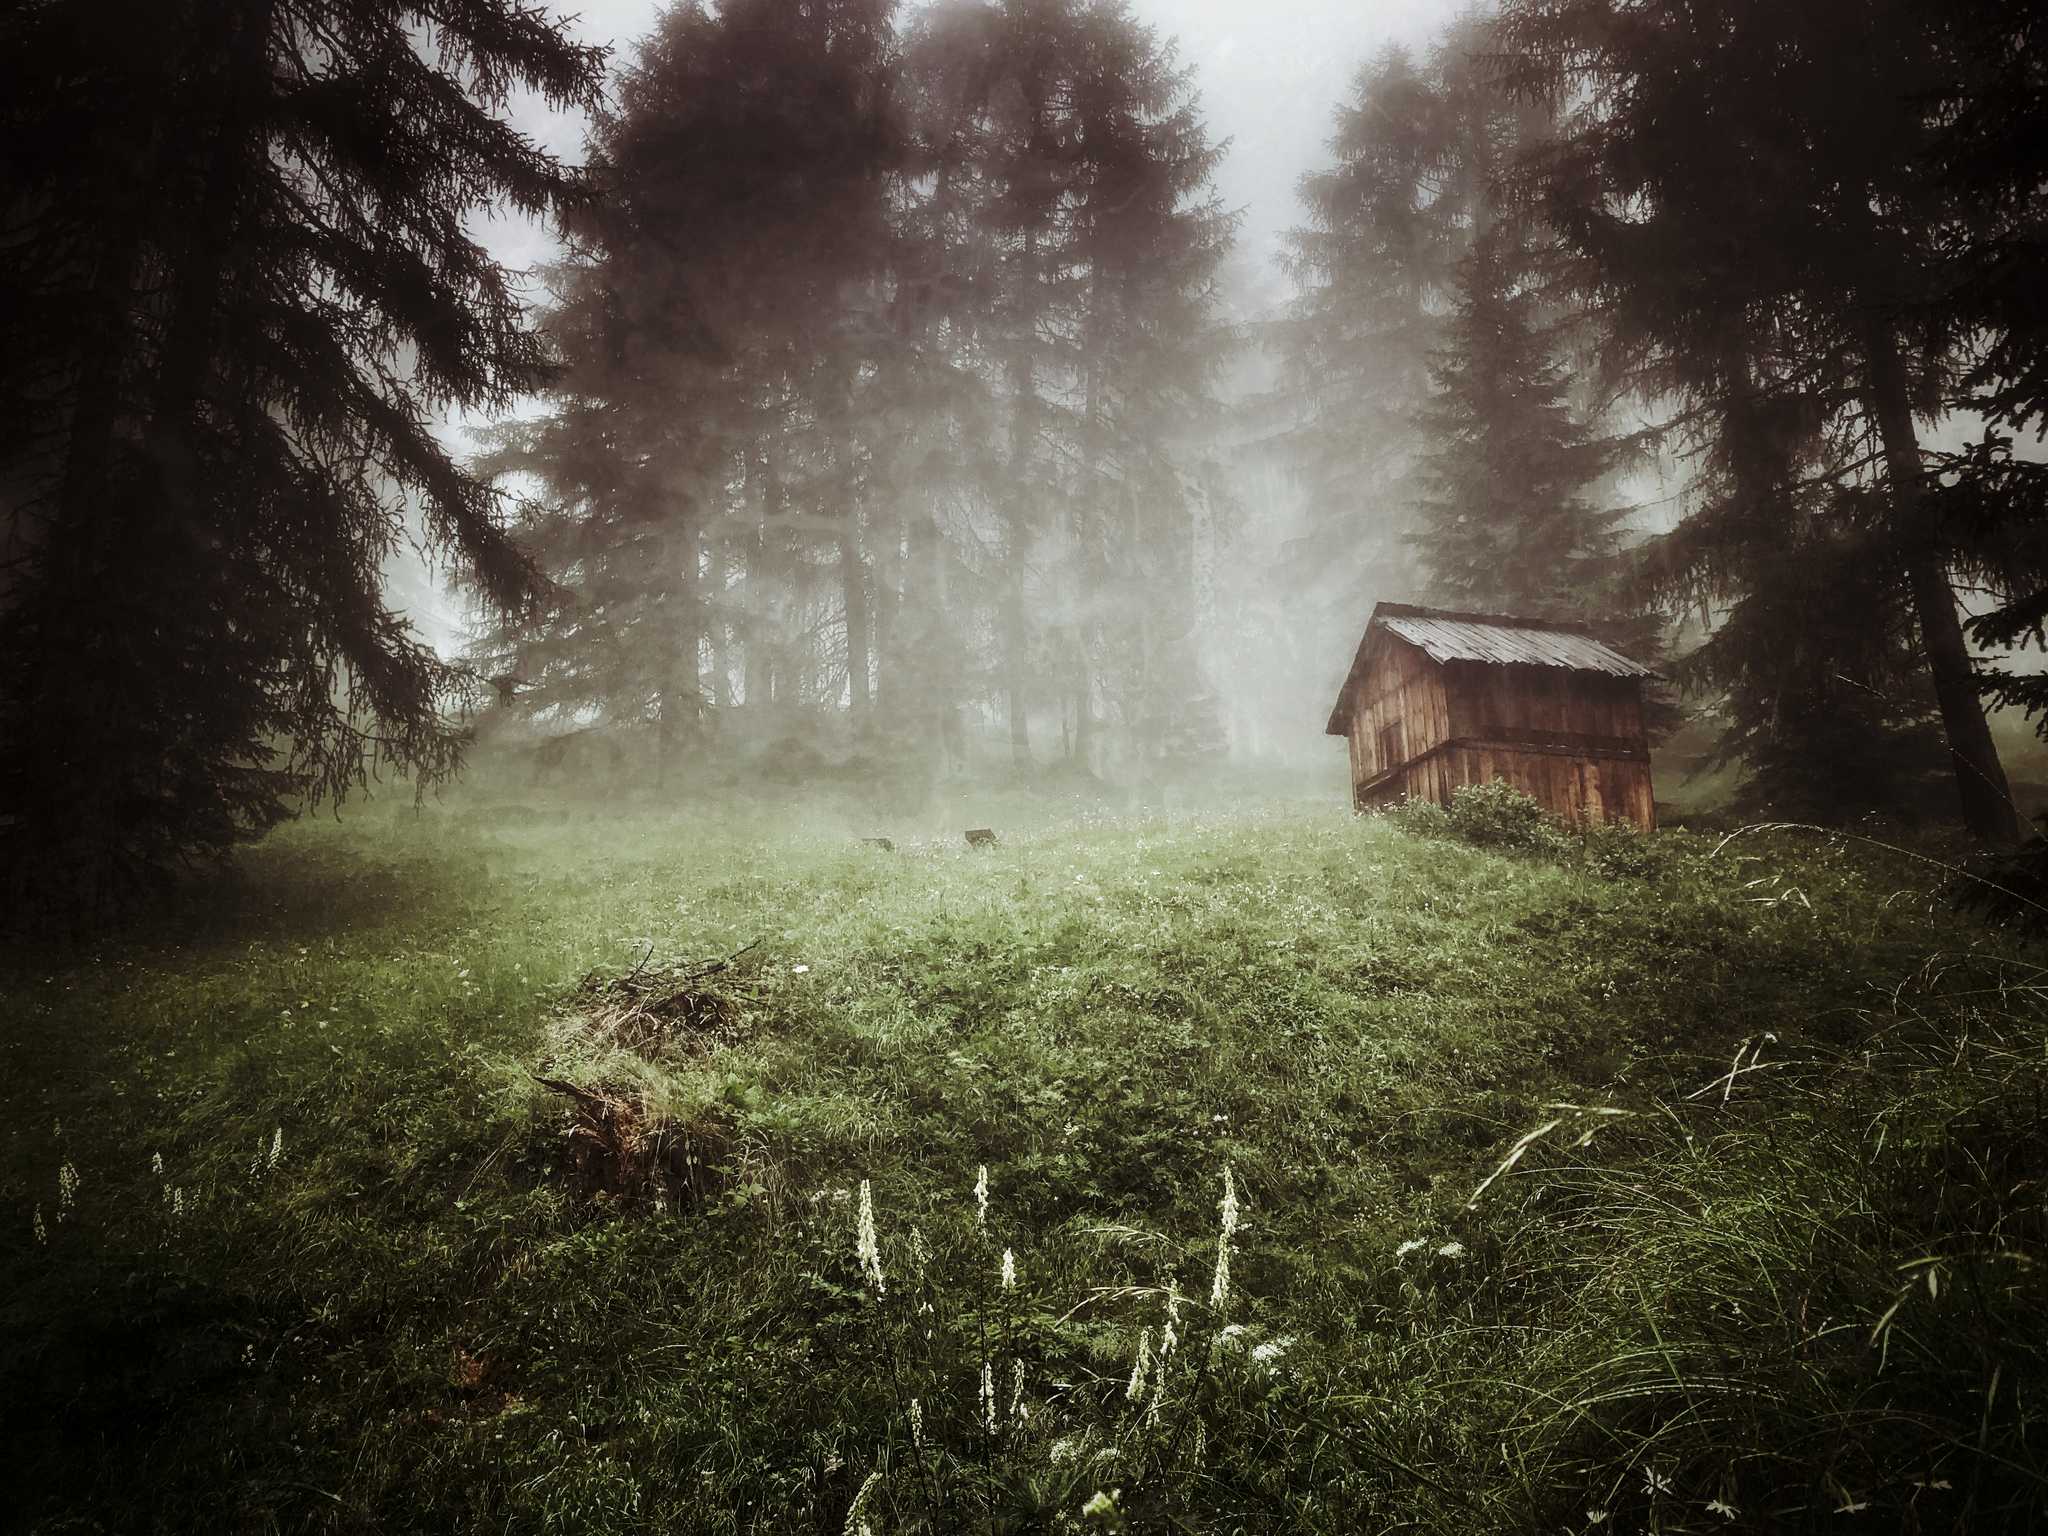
left=1361, top=743, right=1655, bottom=830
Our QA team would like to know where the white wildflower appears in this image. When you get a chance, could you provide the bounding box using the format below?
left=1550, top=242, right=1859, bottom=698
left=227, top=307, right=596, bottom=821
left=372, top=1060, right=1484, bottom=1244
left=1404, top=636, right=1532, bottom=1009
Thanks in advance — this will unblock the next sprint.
left=1125, top=1327, right=1152, bottom=1400
left=1585, top=1511, right=1609, bottom=1527
left=1436, top=1239, right=1466, bottom=1260
left=1218, top=1164, right=1240, bottom=1238
left=1001, top=1247, right=1016, bottom=1291
left=974, top=1164, right=989, bottom=1229
left=854, top=1180, right=885, bottom=1297
left=1080, top=1489, right=1119, bottom=1519
left=1217, top=1323, right=1248, bottom=1349
left=980, top=1360, right=997, bottom=1431
left=1210, top=1232, right=1232, bottom=1310
left=267, top=1127, right=284, bottom=1172
left=1644, top=1465, right=1672, bottom=1497
left=1050, top=1436, right=1079, bottom=1464
left=56, top=1161, right=78, bottom=1219
left=909, top=1397, right=923, bottom=1450
left=1250, top=1335, right=1293, bottom=1365
left=1010, top=1358, right=1026, bottom=1425
left=843, top=1470, right=881, bottom=1536
left=792, top=964, right=810, bottom=975
left=1706, top=1499, right=1739, bottom=1520
left=151, top=1151, right=164, bottom=1177
left=33, top=1205, right=47, bottom=1244
left=1395, top=1237, right=1426, bottom=1259
left=171, top=1187, right=185, bottom=1219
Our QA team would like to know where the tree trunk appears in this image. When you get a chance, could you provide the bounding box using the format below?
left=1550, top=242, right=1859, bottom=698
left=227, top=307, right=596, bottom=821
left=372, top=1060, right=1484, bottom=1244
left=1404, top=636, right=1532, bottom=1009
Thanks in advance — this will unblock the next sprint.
left=1863, top=319, right=2019, bottom=842
left=841, top=510, right=870, bottom=722
left=657, top=528, right=704, bottom=793
left=1004, top=359, right=1034, bottom=768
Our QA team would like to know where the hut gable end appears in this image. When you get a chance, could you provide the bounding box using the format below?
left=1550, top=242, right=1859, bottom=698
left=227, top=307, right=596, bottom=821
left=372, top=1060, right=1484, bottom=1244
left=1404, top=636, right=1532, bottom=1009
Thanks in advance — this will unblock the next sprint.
left=1327, top=603, right=1658, bottom=830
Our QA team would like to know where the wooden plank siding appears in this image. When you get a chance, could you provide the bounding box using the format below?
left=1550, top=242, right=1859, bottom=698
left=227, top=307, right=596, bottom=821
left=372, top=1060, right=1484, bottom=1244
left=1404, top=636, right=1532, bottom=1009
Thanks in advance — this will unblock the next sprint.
left=1344, top=634, right=1451, bottom=799
left=1342, top=641, right=1655, bottom=830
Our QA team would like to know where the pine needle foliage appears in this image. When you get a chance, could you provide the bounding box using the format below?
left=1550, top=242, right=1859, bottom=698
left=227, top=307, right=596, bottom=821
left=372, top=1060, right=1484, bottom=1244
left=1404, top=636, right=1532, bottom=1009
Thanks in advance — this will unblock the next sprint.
left=0, top=0, right=605, bottom=927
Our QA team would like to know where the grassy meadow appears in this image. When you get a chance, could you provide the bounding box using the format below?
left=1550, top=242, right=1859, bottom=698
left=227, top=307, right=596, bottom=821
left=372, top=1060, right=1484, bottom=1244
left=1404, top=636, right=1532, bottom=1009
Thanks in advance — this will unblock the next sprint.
left=4, top=781, right=2045, bottom=1533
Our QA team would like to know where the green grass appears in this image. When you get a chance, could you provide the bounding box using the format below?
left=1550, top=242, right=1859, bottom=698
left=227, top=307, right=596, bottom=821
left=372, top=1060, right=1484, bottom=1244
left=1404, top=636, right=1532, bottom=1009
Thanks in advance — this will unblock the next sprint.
left=4, top=789, right=2044, bottom=1533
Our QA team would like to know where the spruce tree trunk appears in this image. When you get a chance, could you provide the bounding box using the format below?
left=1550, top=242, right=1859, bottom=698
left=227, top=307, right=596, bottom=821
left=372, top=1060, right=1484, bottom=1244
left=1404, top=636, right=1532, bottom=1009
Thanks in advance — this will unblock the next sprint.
left=1863, top=320, right=2019, bottom=842
left=1004, top=361, right=1034, bottom=769
left=708, top=543, right=733, bottom=709
left=657, top=530, right=702, bottom=794
left=842, top=515, right=870, bottom=721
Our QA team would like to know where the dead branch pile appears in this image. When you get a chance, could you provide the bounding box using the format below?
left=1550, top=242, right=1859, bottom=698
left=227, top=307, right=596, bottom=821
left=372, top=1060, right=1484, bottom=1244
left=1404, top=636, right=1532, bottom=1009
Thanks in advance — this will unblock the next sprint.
left=533, top=1075, right=731, bottom=1210
left=534, top=941, right=766, bottom=1211
left=568, top=941, right=758, bottom=1059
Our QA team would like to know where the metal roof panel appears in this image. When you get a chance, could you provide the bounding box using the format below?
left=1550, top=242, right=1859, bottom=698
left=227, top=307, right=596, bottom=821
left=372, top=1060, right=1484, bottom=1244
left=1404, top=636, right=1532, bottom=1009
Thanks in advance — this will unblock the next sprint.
left=1379, top=613, right=1657, bottom=677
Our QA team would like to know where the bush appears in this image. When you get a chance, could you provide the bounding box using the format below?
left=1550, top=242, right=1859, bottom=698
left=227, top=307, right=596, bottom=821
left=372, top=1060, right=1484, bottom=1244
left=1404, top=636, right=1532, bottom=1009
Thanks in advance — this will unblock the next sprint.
left=1384, top=779, right=1575, bottom=856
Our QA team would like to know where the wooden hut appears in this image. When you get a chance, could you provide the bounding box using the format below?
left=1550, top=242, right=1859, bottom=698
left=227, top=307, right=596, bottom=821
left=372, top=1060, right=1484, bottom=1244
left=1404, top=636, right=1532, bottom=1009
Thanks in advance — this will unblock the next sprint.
left=1325, top=602, right=1659, bottom=829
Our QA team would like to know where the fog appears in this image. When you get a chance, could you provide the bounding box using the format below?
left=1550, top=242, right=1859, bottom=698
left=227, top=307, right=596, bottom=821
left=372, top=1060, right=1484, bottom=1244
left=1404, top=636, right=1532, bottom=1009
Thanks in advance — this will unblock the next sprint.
left=400, top=0, right=1471, bottom=800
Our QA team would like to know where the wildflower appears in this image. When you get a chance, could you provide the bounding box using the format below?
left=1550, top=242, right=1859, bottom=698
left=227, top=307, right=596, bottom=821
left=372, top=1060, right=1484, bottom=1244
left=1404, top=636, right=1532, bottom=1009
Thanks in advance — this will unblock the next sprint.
left=1125, top=1327, right=1152, bottom=1400
left=1395, top=1237, right=1425, bottom=1259
left=1010, top=1358, right=1026, bottom=1425
left=974, top=1164, right=989, bottom=1229
left=854, top=1181, right=886, bottom=1297
left=1210, top=1233, right=1232, bottom=1309
left=1250, top=1335, right=1293, bottom=1366
left=980, top=1360, right=997, bottom=1431
left=1080, top=1489, right=1120, bottom=1519
left=267, top=1127, right=284, bottom=1172
left=151, top=1151, right=164, bottom=1177
left=1644, top=1465, right=1673, bottom=1497
left=1217, top=1323, right=1248, bottom=1348
left=1001, top=1247, right=1016, bottom=1291
left=908, top=1226, right=931, bottom=1275
left=56, top=1162, right=78, bottom=1220
left=908, top=1397, right=923, bottom=1450
left=843, top=1470, right=881, bottom=1536
left=1706, top=1499, right=1739, bottom=1520
left=33, top=1206, right=47, bottom=1244
left=249, top=1137, right=263, bottom=1177
left=1210, top=1165, right=1239, bottom=1310
left=1050, top=1436, right=1079, bottom=1464
left=792, top=964, right=810, bottom=975
left=171, top=1187, right=185, bottom=1219
left=1436, top=1239, right=1466, bottom=1259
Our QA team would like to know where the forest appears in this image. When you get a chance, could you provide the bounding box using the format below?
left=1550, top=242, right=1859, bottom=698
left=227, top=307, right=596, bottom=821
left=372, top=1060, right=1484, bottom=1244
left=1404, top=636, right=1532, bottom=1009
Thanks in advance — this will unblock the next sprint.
left=3, top=0, right=2046, bottom=1531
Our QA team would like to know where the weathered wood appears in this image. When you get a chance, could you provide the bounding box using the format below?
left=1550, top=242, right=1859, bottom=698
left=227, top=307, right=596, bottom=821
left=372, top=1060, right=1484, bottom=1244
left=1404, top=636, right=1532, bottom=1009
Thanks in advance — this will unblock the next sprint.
left=1335, top=614, right=1656, bottom=830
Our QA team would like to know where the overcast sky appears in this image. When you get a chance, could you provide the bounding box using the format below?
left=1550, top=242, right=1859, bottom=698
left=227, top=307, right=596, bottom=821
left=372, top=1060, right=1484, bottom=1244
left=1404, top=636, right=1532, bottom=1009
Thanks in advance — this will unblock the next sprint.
left=480, top=0, right=1468, bottom=280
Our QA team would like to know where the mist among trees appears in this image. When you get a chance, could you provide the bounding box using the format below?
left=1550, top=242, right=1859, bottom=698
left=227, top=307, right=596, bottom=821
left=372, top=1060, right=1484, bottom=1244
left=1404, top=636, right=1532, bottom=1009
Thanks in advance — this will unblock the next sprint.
left=3, top=0, right=2045, bottom=914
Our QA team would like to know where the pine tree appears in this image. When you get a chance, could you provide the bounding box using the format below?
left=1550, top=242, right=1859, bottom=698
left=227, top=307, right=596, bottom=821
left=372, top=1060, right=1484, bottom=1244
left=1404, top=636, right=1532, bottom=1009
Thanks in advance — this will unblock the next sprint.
left=0, top=0, right=604, bottom=923
left=1273, top=44, right=1459, bottom=634
left=1411, top=221, right=1626, bottom=620
left=1503, top=0, right=2031, bottom=838
left=472, top=0, right=903, bottom=782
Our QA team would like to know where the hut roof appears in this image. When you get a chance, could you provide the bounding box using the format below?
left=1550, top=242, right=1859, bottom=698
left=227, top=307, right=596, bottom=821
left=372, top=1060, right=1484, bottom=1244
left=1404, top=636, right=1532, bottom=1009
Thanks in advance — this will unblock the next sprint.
left=1325, top=602, right=1657, bottom=735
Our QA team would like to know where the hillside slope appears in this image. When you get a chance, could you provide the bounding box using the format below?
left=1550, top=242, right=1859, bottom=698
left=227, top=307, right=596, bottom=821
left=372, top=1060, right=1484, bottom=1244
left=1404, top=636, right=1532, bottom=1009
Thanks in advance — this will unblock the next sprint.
left=4, top=798, right=2042, bottom=1533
